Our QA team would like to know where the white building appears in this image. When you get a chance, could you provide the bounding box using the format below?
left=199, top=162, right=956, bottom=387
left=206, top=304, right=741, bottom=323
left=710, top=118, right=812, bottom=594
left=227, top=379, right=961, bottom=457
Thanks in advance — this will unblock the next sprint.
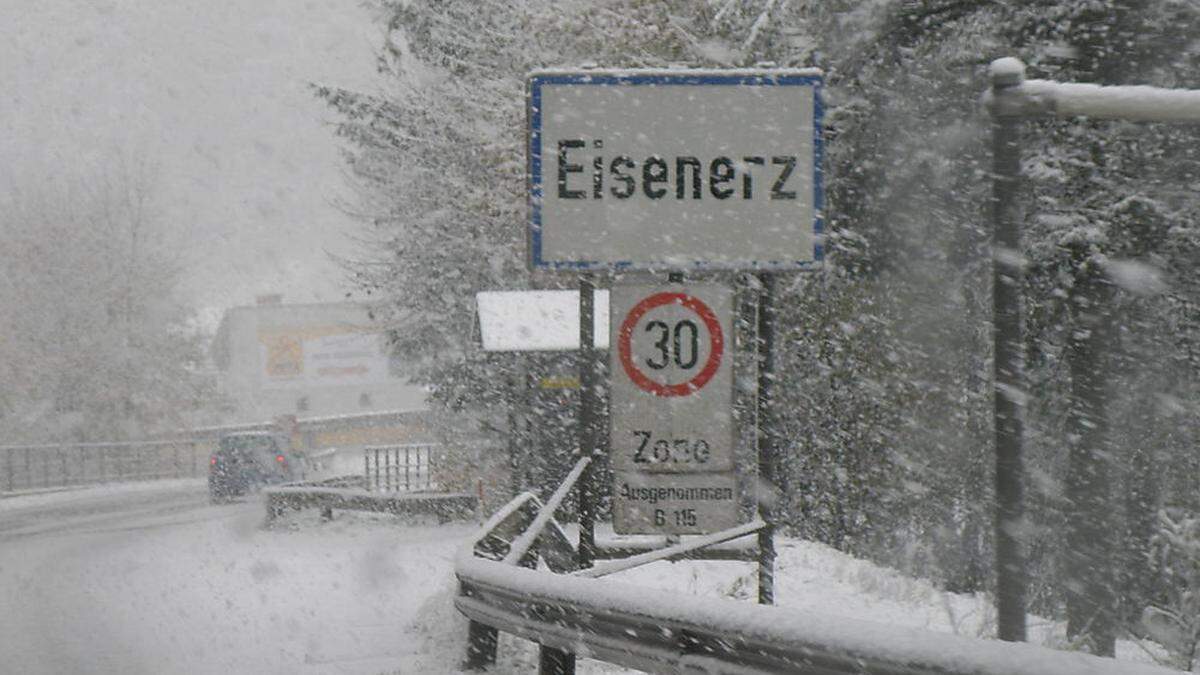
left=212, top=297, right=427, bottom=423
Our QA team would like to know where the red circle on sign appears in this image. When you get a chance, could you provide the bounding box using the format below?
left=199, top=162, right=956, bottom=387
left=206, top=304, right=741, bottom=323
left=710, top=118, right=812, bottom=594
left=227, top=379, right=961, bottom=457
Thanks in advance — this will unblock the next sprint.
left=618, top=292, right=724, bottom=397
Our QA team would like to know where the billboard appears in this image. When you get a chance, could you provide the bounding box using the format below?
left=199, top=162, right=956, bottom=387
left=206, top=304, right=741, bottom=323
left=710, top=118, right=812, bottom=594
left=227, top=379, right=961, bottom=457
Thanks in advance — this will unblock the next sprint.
left=258, top=327, right=391, bottom=389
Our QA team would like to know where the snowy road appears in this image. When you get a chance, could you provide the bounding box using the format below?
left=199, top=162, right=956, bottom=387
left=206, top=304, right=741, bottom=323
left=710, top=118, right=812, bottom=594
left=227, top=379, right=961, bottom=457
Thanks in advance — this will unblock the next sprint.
left=0, top=481, right=475, bottom=675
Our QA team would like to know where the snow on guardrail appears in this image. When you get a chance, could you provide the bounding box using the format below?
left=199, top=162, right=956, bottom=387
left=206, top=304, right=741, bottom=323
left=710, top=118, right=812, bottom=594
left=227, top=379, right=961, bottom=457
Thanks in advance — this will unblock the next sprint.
left=455, top=491, right=1184, bottom=675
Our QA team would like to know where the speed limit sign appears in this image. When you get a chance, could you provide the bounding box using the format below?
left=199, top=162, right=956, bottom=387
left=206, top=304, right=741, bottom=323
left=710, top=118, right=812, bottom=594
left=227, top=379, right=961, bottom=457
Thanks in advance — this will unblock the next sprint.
left=610, top=284, right=736, bottom=534
left=617, top=291, right=725, bottom=398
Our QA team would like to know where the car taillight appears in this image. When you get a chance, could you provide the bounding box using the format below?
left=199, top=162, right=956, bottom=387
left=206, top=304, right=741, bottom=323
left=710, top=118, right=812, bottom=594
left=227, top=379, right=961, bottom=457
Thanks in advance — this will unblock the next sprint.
left=275, top=454, right=286, bottom=464
left=210, top=456, right=218, bottom=466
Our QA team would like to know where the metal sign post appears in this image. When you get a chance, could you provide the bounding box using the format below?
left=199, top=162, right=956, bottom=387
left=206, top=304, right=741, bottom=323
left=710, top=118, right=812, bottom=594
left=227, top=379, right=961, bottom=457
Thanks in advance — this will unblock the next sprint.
left=577, top=275, right=599, bottom=570
left=756, top=272, right=778, bottom=605
left=988, top=59, right=1028, bottom=645
left=981, top=56, right=1200, bottom=647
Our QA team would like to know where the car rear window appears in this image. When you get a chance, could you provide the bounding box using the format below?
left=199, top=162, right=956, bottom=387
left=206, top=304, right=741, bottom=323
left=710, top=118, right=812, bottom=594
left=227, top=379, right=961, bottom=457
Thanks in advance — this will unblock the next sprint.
left=218, top=435, right=278, bottom=462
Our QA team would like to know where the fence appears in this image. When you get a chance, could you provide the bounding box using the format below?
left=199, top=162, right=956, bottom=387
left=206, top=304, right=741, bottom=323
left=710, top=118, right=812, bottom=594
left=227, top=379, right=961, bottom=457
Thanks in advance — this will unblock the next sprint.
left=0, top=409, right=443, bottom=496
left=1, top=440, right=211, bottom=493
left=363, top=444, right=435, bottom=492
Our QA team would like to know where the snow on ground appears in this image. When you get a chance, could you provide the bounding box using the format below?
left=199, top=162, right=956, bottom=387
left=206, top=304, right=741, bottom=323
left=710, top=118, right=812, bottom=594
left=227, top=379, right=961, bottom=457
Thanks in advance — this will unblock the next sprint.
left=0, top=481, right=1175, bottom=674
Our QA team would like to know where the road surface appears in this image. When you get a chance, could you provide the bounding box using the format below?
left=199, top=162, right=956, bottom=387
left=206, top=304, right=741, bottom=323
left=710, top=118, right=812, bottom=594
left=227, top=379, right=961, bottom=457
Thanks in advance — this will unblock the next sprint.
left=0, top=480, right=473, bottom=675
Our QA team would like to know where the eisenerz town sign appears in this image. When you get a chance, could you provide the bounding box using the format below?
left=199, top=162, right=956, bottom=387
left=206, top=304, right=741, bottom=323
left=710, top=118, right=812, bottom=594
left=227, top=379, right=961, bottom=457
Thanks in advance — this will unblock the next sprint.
left=527, top=69, right=824, bottom=271
left=526, top=68, right=822, bottom=537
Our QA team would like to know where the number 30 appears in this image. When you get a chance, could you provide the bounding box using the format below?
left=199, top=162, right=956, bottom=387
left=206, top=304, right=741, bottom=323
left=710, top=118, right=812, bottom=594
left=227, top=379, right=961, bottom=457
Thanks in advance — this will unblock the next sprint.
left=644, top=319, right=699, bottom=370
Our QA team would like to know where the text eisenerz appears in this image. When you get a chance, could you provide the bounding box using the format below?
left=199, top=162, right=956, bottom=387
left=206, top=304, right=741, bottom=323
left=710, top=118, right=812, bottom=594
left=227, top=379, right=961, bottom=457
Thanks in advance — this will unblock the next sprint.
left=555, top=139, right=799, bottom=201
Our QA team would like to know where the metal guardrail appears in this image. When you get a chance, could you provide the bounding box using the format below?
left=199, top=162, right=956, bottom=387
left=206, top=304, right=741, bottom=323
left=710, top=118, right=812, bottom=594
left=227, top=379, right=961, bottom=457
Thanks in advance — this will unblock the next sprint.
left=363, top=444, right=435, bottom=492
left=456, top=487, right=1183, bottom=675
left=264, top=475, right=475, bottom=524
left=1, top=440, right=208, bottom=493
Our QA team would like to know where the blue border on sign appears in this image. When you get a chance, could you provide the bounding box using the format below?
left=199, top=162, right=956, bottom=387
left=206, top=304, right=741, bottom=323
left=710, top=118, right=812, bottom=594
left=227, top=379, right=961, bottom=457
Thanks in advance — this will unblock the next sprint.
left=527, top=71, right=825, bottom=272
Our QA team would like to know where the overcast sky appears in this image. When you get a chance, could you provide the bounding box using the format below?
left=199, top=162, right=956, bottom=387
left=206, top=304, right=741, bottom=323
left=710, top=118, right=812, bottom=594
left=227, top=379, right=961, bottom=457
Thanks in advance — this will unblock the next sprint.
left=2, top=0, right=382, bottom=325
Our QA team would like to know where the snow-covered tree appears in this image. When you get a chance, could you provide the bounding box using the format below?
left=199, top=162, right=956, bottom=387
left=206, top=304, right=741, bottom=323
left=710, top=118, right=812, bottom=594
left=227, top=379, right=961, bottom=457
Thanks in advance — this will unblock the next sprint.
left=0, top=166, right=221, bottom=442
left=1145, top=507, right=1200, bottom=670
left=806, top=0, right=1200, bottom=655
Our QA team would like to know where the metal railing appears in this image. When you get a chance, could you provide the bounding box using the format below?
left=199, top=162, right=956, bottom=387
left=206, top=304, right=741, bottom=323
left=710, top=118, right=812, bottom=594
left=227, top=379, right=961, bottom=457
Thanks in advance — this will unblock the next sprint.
left=456, top=472, right=1182, bottom=675
left=363, top=444, right=434, bottom=492
left=1, top=440, right=209, bottom=493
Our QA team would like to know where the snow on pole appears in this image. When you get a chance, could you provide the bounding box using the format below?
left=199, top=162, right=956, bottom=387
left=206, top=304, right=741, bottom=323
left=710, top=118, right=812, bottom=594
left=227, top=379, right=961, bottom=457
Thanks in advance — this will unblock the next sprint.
left=987, top=56, right=1200, bottom=123
left=1023, top=79, right=1200, bottom=123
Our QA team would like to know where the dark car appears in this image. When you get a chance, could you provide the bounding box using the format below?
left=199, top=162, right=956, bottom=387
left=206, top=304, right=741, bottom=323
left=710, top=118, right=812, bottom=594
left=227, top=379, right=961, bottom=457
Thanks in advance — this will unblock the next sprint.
left=208, top=432, right=304, bottom=502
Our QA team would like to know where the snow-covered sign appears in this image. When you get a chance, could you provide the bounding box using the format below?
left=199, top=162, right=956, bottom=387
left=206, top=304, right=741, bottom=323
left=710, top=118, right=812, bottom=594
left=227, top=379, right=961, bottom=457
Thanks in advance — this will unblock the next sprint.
left=476, top=290, right=610, bottom=352
left=527, top=68, right=824, bottom=271
left=609, top=284, right=737, bottom=534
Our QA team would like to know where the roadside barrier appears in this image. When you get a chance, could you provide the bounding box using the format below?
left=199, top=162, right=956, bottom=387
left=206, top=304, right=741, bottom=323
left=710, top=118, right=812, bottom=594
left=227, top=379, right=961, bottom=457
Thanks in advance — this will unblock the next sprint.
left=456, top=465, right=1181, bottom=675
left=1, top=440, right=207, bottom=493
left=363, top=443, right=435, bottom=492
left=264, top=474, right=475, bottom=523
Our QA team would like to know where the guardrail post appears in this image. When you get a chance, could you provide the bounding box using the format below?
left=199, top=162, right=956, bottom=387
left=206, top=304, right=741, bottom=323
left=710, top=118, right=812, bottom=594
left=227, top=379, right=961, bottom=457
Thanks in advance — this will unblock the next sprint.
left=464, top=620, right=498, bottom=670
left=539, top=646, right=575, bottom=675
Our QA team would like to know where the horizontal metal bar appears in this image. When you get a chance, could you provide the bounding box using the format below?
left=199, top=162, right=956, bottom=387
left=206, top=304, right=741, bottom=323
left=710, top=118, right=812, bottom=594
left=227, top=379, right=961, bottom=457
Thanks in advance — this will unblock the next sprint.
left=593, top=542, right=756, bottom=561
left=1021, top=79, right=1200, bottom=123
left=455, top=593, right=679, bottom=674
left=0, top=440, right=202, bottom=451
left=457, top=569, right=932, bottom=675
left=502, top=456, right=589, bottom=565
left=362, top=443, right=438, bottom=450
left=577, top=519, right=765, bottom=578
left=986, top=58, right=1200, bottom=123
